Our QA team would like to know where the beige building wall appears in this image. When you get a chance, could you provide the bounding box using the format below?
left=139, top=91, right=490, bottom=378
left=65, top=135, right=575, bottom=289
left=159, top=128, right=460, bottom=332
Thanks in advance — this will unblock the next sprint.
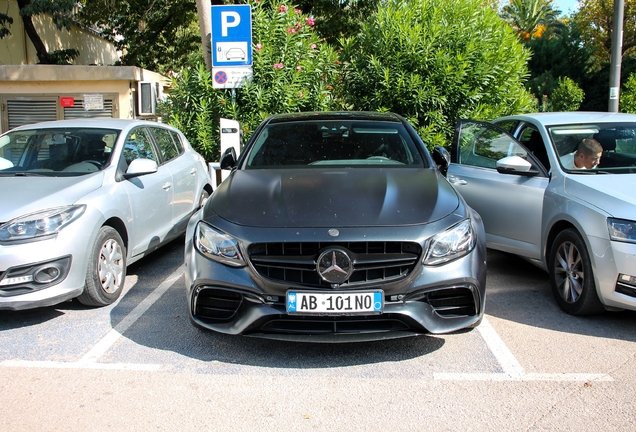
left=0, top=0, right=120, bottom=65
left=0, top=65, right=170, bottom=133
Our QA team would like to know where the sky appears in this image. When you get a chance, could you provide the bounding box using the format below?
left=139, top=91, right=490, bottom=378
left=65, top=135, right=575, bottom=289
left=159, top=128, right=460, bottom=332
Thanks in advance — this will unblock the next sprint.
left=554, top=0, right=580, bottom=15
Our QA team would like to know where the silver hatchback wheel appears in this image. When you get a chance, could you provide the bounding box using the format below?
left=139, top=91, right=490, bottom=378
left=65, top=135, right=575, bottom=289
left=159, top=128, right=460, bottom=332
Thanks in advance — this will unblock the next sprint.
left=98, top=238, right=125, bottom=294
left=77, top=226, right=127, bottom=307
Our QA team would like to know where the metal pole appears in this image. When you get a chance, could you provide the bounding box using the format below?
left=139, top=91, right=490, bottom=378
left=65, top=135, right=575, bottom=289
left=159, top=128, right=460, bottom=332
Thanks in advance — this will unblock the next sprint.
left=608, top=0, right=625, bottom=112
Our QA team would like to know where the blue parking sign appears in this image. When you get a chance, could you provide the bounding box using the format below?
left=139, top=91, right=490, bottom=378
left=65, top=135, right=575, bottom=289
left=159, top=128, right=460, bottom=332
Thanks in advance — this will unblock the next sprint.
left=211, top=5, right=252, bottom=67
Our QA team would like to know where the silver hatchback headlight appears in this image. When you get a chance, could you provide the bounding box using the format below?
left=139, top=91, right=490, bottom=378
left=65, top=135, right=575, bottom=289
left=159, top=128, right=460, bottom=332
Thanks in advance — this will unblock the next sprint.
left=423, top=219, right=476, bottom=265
left=0, top=205, right=86, bottom=243
left=194, top=221, right=246, bottom=267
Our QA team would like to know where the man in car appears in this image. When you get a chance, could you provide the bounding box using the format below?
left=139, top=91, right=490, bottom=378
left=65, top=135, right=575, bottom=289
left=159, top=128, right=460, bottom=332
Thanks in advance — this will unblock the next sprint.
left=560, top=138, right=603, bottom=169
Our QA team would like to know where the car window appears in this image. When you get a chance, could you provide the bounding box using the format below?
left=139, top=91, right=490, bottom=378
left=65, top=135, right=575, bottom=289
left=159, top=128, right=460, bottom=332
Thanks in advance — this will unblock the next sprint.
left=170, top=131, right=185, bottom=154
left=548, top=123, right=636, bottom=172
left=519, top=126, right=550, bottom=172
left=458, top=122, right=528, bottom=169
left=150, top=127, right=180, bottom=162
left=0, top=128, right=118, bottom=174
left=244, top=120, right=425, bottom=168
left=122, top=127, right=158, bottom=165
left=492, top=119, right=518, bottom=134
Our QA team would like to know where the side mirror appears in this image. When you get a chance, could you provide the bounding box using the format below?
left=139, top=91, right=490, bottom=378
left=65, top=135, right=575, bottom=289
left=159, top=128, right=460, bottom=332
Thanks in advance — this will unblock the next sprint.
left=123, top=158, right=158, bottom=179
left=220, top=147, right=237, bottom=170
left=432, top=146, right=450, bottom=172
left=496, top=156, right=539, bottom=177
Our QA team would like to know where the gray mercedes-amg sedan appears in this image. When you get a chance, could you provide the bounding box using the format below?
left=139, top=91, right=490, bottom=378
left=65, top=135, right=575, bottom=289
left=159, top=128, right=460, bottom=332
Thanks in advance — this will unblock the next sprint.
left=185, top=111, right=486, bottom=342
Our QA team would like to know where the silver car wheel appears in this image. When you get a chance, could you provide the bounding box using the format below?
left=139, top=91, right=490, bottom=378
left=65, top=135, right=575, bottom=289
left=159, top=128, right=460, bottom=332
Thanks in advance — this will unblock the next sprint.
left=553, top=240, right=583, bottom=303
left=548, top=228, right=604, bottom=316
left=77, top=226, right=127, bottom=307
left=98, top=238, right=125, bottom=294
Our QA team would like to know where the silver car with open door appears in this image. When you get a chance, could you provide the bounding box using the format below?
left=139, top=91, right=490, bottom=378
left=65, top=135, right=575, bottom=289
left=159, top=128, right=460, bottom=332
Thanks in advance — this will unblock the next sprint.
left=447, top=112, right=636, bottom=316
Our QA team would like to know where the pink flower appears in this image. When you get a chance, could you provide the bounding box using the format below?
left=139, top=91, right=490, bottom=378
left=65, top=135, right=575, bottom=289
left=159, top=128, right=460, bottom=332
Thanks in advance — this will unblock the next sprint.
left=273, top=63, right=284, bottom=69
left=255, top=43, right=262, bottom=52
left=306, top=17, right=315, bottom=26
left=278, top=5, right=287, bottom=13
left=298, top=92, right=304, bottom=98
left=294, top=8, right=301, bottom=14
left=311, top=43, right=317, bottom=49
left=286, top=27, right=296, bottom=34
left=296, top=66, right=302, bottom=71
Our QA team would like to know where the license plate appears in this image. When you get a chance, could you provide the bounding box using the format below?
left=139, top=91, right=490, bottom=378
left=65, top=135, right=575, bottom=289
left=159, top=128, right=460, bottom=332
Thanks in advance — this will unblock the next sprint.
left=286, top=290, right=383, bottom=315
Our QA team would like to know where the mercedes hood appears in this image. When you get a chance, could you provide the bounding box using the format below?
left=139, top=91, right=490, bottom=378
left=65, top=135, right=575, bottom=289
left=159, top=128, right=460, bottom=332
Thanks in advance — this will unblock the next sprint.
left=208, top=168, right=460, bottom=228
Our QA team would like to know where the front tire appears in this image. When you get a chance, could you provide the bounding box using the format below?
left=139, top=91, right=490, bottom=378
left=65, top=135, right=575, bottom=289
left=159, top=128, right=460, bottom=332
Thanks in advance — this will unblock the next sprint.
left=548, top=229, right=604, bottom=315
left=77, top=226, right=126, bottom=307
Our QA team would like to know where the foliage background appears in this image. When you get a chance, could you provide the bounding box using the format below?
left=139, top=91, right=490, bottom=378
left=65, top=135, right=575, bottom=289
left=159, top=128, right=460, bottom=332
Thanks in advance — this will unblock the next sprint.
left=338, top=0, right=535, bottom=148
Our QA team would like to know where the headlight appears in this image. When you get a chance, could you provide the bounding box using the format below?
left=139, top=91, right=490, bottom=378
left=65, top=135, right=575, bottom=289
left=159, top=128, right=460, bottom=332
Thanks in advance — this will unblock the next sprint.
left=423, top=219, right=476, bottom=265
left=194, top=222, right=246, bottom=267
left=608, top=218, right=636, bottom=244
left=0, top=205, right=86, bottom=243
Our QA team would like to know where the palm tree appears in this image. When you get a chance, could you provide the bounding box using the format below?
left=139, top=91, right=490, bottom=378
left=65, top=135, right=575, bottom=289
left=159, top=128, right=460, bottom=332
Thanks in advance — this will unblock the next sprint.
left=501, top=0, right=562, bottom=40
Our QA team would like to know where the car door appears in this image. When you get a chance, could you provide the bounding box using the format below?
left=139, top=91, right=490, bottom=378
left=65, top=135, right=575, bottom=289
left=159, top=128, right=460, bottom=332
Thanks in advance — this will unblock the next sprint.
left=149, top=126, right=197, bottom=227
left=120, top=126, right=174, bottom=257
left=447, top=120, right=549, bottom=259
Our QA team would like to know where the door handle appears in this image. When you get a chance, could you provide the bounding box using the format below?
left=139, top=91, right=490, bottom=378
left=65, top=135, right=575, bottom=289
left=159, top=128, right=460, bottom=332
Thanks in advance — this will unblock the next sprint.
left=162, top=182, right=172, bottom=190
left=448, top=175, right=467, bottom=185
left=190, top=168, right=197, bottom=176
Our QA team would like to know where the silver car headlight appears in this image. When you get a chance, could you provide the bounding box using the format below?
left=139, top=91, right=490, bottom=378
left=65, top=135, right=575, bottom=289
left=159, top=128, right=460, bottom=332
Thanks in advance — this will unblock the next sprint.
left=194, top=221, right=246, bottom=267
left=423, top=219, right=476, bottom=266
left=608, top=218, right=636, bottom=244
left=0, top=205, right=86, bottom=243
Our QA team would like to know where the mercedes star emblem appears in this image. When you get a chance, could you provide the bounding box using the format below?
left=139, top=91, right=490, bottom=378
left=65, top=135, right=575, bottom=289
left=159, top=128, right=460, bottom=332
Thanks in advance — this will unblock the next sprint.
left=316, top=247, right=353, bottom=284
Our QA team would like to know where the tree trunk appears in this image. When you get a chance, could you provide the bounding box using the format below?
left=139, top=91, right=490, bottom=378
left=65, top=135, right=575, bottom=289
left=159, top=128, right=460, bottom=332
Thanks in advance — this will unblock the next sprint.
left=16, top=0, right=51, bottom=64
left=195, top=0, right=212, bottom=70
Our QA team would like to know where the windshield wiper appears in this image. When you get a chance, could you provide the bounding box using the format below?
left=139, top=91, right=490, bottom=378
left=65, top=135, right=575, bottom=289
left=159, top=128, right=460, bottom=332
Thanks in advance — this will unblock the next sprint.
left=8, top=172, right=48, bottom=177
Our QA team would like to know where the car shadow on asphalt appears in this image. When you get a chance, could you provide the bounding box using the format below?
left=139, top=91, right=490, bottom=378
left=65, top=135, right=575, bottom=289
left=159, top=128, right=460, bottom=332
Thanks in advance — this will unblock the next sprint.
left=485, top=249, right=636, bottom=343
left=122, top=283, right=446, bottom=368
left=105, top=237, right=449, bottom=367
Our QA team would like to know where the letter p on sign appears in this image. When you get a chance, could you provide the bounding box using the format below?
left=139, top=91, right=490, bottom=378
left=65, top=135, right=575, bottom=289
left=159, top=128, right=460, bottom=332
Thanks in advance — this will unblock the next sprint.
left=221, top=11, right=240, bottom=37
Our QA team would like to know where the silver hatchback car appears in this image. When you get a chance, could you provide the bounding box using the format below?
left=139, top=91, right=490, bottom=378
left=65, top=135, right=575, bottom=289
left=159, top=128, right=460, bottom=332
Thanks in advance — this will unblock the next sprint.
left=0, top=119, right=212, bottom=310
left=448, top=112, right=636, bottom=315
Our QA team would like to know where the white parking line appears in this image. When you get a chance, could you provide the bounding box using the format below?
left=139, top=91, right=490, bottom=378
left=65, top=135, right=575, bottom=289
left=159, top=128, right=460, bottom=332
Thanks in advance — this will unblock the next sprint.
left=0, top=265, right=184, bottom=372
left=0, top=274, right=615, bottom=381
left=79, top=265, right=184, bottom=365
left=434, top=316, right=613, bottom=382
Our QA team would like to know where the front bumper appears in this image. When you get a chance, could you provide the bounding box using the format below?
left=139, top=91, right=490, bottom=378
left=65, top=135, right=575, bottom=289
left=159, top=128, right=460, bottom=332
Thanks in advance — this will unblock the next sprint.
left=185, top=221, right=487, bottom=341
left=588, top=236, right=636, bottom=311
left=0, top=214, right=100, bottom=311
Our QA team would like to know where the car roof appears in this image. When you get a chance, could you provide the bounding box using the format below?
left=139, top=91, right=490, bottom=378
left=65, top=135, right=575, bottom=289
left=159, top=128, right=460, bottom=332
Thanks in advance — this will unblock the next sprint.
left=266, top=111, right=405, bottom=124
left=6, top=118, right=178, bottom=133
left=496, top=111, right=636, bottom=127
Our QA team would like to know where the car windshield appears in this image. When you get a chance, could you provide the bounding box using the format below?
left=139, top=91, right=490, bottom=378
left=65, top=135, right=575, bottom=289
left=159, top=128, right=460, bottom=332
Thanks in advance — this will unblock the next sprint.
left=548, top=122, right=636, bottom=173
left=244, top=120, right=426, bottom=168
left=0, top=127, right=119, bottom=175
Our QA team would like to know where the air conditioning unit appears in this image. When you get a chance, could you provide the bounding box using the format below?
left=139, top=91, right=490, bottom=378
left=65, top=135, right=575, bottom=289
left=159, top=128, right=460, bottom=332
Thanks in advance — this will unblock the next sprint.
left=137, top=81, right=159, bottom=116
